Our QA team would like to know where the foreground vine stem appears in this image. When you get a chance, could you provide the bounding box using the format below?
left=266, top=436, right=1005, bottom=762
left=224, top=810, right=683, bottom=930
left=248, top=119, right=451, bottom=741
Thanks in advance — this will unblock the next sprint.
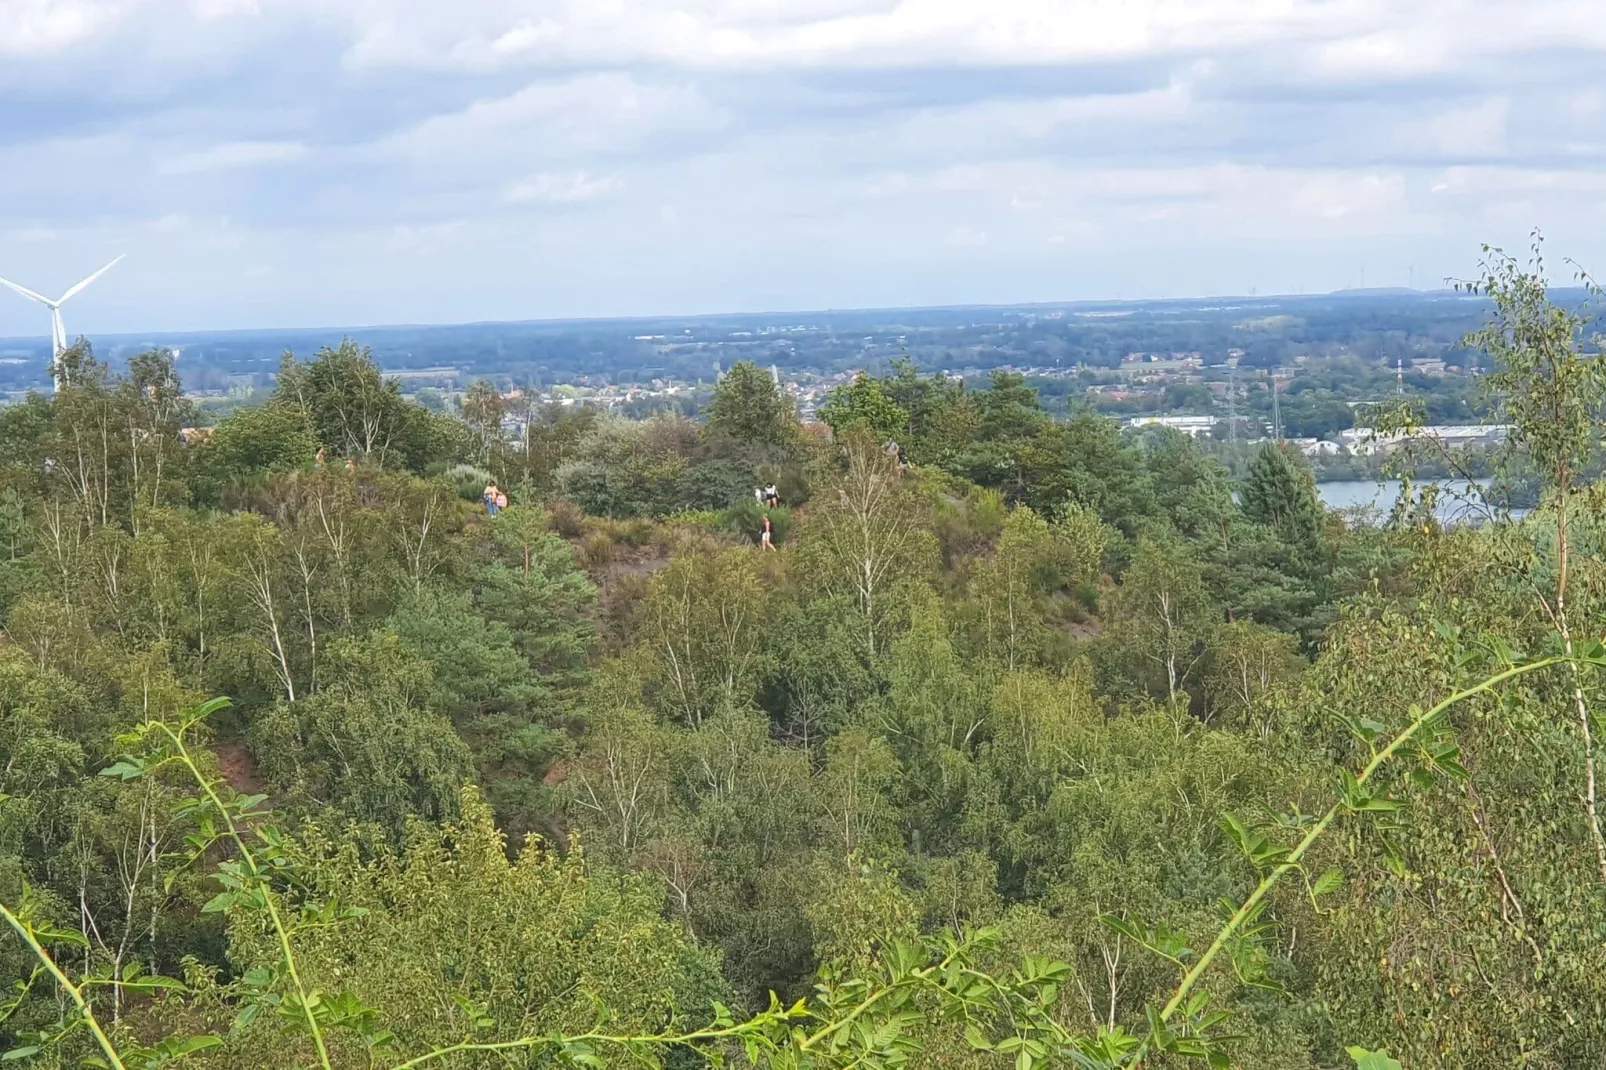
left=1133, top=655, right=1565, bottom=1065
left=0, top=901, right=128, bottom=1070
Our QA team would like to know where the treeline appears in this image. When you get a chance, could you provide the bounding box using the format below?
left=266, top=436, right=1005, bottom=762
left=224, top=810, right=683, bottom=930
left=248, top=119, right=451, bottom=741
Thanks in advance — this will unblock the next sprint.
left=5, top=246, right=1606, bottom=1068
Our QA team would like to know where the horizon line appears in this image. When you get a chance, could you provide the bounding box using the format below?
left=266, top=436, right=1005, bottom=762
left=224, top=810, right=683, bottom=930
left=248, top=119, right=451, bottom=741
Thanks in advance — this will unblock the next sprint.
left=0, top=285, right=1487, bottom=347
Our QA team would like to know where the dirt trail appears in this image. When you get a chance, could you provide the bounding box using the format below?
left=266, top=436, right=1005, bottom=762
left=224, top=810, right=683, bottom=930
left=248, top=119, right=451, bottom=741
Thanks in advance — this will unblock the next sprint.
left=214, top=742, right=269, bottom=800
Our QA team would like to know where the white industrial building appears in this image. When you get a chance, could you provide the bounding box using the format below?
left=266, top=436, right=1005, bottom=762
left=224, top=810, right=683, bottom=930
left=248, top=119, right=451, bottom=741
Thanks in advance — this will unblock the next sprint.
left=1125, top=415, right=1217, bottom=438
left=1337, top=425, right=1510, bottom=455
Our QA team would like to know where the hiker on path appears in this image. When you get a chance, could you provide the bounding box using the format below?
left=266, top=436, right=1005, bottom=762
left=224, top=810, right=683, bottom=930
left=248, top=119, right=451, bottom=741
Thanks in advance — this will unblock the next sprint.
left=484, top=482, right=501, bottom=516
left=760, top=513, right=776, bottom=551
left=884, top=440, right=908, bottom=473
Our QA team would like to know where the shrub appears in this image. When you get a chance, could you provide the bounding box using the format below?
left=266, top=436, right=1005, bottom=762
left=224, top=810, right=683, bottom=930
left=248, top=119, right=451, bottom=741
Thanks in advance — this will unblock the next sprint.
left=719, top=501, right=793, bottom=545
left=445, top=463, right=494, bottom=502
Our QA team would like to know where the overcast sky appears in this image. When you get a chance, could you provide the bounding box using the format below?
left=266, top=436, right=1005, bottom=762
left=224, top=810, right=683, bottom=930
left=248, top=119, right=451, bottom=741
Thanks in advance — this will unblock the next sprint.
left=3, top=0, right=1605, bottom=336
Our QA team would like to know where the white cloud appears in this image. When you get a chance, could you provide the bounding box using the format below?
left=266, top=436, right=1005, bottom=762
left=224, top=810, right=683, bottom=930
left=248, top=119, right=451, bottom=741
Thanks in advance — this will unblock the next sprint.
left=380, top=74, right=722, bottom=163
left=944, top=225, right=988, bottom=246
left=192, top=0, right=261, bottom=18
left=332, top=0, right=1375, bottom=72
left=0, top=0, right=115, bottom=56
left=1392, top=98, right=1509, bottom=160
left=159, top=140, right=308, bottom=174
left=1567, top=90, right=1604, bottom=118
left=1427, top=166, right=1606, bottom=199
left=9, top=0, right=1606, bottom=75
left=921, top=162, right=1413, bottom=236
left=386, top=219, right=467, bottom=252
left=893, top=78, right=1197, bottom=154
left=503, top=171, right=622, bottom=204
left=8, top=0, right=1606, bottom=333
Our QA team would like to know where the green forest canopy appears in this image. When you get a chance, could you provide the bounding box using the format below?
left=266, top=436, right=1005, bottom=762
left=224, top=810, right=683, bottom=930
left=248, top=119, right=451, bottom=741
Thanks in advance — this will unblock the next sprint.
left=5, top=245, right=1606, bottom=1068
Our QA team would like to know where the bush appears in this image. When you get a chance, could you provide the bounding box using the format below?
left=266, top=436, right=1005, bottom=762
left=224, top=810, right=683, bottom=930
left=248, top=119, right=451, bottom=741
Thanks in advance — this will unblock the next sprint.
left=546, top=498, right=585, bottom=538
left=718, top=501, right=793, bottom=545
left=618, top=517, right=658, bottom=548
left=444, top=463, right=494, bottom=503
left=672, top=460, right=754, bottom=512
left=666, top=510, right=720, bottom=532
left=580, top=531, right=616, bottom=568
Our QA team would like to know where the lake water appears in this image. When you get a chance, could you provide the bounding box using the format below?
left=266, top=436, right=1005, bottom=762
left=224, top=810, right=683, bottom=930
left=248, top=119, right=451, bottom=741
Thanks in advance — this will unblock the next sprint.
left=1317, top=479, right=1526, bottom=525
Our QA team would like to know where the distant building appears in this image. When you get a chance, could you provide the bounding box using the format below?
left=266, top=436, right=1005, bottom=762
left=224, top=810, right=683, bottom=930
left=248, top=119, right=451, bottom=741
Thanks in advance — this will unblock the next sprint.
left=1291, top=438, right=1342, bottom=457
left=1125, top=415, right=1216, bottom=438
left=1337, top=424, right=1510, bottom=455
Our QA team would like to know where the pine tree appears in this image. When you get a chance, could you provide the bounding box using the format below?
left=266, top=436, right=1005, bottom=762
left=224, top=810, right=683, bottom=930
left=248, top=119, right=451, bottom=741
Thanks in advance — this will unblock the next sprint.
left=1239, top=442, right=1323, bottom=549
left=706, top=361, right=798, bottom=449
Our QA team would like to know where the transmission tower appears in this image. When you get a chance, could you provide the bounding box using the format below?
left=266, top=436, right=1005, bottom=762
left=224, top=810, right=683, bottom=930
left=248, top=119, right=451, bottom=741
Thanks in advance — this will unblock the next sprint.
left=1227, top=369, right=1238, bottom=447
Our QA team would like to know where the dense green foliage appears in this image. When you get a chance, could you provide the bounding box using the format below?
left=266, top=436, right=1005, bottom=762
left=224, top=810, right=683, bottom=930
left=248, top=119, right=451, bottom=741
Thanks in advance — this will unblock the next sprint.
left=7, top=251, right=1606, bottom=1069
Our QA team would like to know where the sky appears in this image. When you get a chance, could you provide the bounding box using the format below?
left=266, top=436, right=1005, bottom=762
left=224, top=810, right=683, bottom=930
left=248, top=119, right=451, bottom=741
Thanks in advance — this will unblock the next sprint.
left=3, top=0, right=1606, bottom=336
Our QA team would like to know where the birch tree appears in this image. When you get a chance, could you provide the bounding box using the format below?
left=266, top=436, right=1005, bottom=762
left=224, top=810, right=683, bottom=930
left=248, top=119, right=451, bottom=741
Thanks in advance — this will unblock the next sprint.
left=801, top=431, right=936, bottom=660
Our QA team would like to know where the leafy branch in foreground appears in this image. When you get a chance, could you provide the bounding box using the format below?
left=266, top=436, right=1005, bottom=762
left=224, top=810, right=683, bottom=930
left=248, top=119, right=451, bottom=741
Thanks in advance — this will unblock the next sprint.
left=4, top=651, right=1582, bottom=1068
left=1098, top=645, right=1576, bottom=1067
left=0, top=889, right=130, bottom=1069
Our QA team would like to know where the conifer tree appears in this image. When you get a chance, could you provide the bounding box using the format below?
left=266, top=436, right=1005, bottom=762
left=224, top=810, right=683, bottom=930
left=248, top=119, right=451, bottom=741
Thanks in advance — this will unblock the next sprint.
left=1239, top=442, right=1323, bottom=548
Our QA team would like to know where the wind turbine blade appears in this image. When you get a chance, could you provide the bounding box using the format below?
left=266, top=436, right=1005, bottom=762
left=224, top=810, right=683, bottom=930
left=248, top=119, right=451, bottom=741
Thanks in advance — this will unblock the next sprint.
left=0, top=275, right=54, bottom=306
left=57, top=254, right=125, bottom=304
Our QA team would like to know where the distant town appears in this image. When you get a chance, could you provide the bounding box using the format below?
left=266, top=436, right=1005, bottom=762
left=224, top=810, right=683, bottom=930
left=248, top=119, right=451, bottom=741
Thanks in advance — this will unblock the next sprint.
left=0, top=288, right=1537, bottom=456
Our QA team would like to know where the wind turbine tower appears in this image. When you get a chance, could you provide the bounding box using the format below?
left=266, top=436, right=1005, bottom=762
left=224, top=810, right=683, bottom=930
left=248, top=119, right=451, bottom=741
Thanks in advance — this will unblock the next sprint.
left=0, top=255, right=125, bottom=390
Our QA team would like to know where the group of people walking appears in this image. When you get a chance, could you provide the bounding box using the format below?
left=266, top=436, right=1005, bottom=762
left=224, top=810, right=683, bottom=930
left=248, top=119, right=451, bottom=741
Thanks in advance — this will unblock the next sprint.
left=483, top=482, right=508, bottom=515
left=753, top=484, right=780, bottom=551
left=313, top=446, right=357, bottom=473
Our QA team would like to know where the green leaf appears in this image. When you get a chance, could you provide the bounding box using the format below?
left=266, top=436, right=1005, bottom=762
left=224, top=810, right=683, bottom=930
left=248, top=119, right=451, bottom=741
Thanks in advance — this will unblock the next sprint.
left=965, top=1024, right=993, bottom=1051
left=1380, top=836, right=1410, bottom=880
left=1347, top=1046, right=1404, bottom=1070
left=200, top=891, right=237, bottom=914
left=1098, top=915, right=1143, bottom=944
left=1312, top=868, right=1344, bottom=897
left=189, top=696, right=234, bottom=723
left=234, top=793, right=269, bottom=814
left=99, top=760, right=146, bottom=781
left=2, top=1046, right=41, bottom=1061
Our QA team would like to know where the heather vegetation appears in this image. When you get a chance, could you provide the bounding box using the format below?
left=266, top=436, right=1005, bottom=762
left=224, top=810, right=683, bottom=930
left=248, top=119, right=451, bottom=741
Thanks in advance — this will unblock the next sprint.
left=5, top=245, right=1606, bottom=1068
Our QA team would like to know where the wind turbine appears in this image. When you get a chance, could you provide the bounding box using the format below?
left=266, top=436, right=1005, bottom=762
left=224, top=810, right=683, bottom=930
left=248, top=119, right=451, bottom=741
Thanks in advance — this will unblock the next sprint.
left=0, top=255, right=125, bottom=390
